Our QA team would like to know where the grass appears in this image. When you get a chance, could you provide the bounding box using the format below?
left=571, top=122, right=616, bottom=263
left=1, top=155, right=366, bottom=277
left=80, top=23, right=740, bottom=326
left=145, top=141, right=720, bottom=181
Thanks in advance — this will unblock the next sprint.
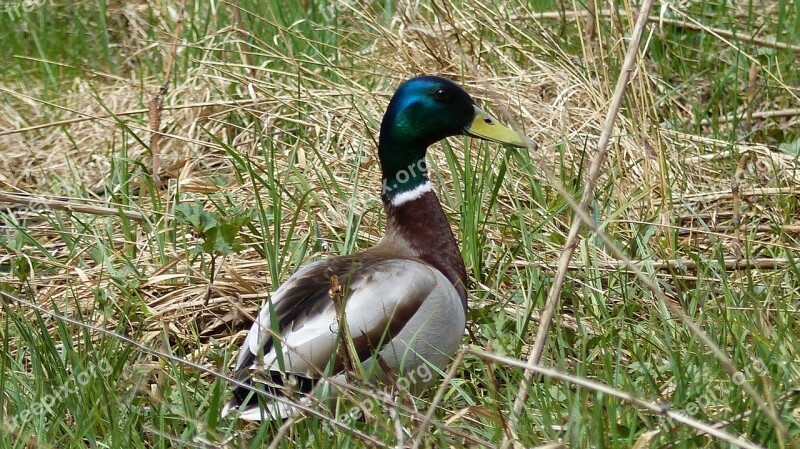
left=1, top=0, right=800, bottom=447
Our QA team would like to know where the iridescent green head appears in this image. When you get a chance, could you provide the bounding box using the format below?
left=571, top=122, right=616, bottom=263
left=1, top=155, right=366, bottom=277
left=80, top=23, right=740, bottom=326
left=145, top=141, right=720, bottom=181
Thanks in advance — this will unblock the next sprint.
left=379, top=76, right=530, bottom=203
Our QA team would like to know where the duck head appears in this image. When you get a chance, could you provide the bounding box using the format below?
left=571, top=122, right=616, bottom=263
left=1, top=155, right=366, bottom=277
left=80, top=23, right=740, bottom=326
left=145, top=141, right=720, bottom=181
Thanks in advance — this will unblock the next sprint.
left=379, top=76, right=532, bottom=201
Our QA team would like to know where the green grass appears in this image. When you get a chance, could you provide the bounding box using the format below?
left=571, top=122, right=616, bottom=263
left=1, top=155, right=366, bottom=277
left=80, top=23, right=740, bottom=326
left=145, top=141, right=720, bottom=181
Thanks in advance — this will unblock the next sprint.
left=1, top=0, right=800, bottom=447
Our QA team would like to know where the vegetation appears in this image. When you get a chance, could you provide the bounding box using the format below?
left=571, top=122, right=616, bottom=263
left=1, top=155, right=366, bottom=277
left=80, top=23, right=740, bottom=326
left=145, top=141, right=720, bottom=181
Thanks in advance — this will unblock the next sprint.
left=1, top=0, right=799, bottom=447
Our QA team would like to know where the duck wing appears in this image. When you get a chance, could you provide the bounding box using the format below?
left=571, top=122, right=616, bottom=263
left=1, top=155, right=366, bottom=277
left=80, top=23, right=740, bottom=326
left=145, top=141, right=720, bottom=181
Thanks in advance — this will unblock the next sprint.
left=222, top=252, right=464, bottom=421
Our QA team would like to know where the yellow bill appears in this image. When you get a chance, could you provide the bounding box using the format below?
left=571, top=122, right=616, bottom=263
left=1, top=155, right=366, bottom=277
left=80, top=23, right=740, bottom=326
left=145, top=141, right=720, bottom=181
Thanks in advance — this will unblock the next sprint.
left=463, top=105, right=535, bottom=149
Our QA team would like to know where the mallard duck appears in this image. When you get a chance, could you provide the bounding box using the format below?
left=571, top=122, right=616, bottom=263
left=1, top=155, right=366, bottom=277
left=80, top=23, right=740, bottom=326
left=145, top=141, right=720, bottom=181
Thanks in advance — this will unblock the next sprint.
left=222, top=76, right=530, bottom=421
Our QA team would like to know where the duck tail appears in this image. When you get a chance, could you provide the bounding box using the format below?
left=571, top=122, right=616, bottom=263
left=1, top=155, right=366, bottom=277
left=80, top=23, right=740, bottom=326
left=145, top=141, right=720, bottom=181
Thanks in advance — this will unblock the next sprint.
left=222, top=381, right=297, bottom=421
left=221, top=395, right=293, bottom=421
left=222, top=375, right=310, bottom=421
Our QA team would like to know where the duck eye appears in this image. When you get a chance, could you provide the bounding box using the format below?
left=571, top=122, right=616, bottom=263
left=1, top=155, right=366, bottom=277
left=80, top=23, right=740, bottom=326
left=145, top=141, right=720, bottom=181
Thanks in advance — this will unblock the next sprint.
left=433, top=88, right=451, bottom=101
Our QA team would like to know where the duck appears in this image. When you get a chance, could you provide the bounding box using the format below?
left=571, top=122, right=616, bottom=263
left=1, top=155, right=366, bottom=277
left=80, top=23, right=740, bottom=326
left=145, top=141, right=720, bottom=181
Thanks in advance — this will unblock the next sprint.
left=222, top=75, right=531, bottom=421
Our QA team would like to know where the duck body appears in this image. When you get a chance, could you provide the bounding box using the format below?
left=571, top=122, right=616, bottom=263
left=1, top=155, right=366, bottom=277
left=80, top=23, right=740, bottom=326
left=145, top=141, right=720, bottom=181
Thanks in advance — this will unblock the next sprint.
left=223, top=76, right=528, bottom=420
